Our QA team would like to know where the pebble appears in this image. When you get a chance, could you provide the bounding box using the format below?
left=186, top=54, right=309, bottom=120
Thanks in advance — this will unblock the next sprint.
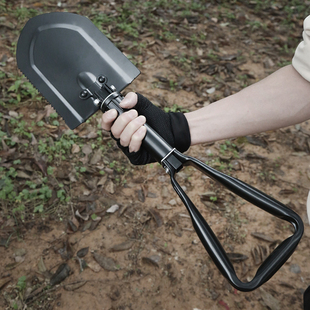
left=290, top=264, right=301, bottom=274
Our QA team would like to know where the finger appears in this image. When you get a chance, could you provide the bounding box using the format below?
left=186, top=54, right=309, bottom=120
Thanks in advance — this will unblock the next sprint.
left=120, top=92, right=138, bottom=109
left=111, top=109, right=138, bottom=139
left=119, top=115, right=146, bottom=147
left=129, top=126, right=147, bottom=153
left=101, top=109, right=118, bottom=131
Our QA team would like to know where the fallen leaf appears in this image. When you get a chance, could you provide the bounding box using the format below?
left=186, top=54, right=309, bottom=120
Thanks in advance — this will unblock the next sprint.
left=82, top=144, right=92, bottom=155
left=142, top=255, right=161, bottom=268
left=0, top=148, right=16, bottom=158
left=86, top=132, right=98, bottom=139
left=9, top=110, right=19, bottom=118
left=0, top=277, right=11, bottom=290
left=82, top=221, right=92, bottom=232
left=76, top=257, right=87, bottom=272
left=67, top=216, right=79, bottom=233
left=77, top=247, right=89, bottom=258
left=58, top=240, right=74, bottom=261
left=110, top=240, right=134, bottom=252
left=148, top=208, right=163, bottom=227
left=45, top=105, right=56, bottom=118
left=246, top=135, right=268, bottom=148
left=106, top=181, right=115, bottom=194
left=174, top=224, right=183, bottom=237
left=90, top=149, right=102, bottom=165
left=64, top=280, right=87, bottom=291
left=38, top=257, right=47, bottom=274
left=16, top=170, right=31, bottom=179
left=259, top=288, right=280, bottom=310
left=137, top=188, right=145, bottom=202
left=14, top=256, right=25, bottom=263
left=50, top=263, right=71, bottom=286
left=227, top=253, right=248, bottom=262
left=251, top=232, right=274, bottom=242
left=5, top=262, right=22, bottom=270
left=71, top=144, right=80, bottom=154
left=75, top=210, right=89, bottom=221
left=93, top=252, right=119, bottom=271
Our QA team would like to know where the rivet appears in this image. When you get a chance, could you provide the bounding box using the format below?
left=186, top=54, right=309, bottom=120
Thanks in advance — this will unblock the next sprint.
left=98, top=76, right=106, bottom=83
left=80, top=90, right=88, bottom=98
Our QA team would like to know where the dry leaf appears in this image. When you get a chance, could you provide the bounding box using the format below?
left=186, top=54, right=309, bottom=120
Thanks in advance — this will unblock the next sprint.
left=148, top=208, right=163, bottom=227
left=0, top=277, right=11, bottom=290
left=75, top=210, right=89, bottom=221
left=90, top=149, right=102, bottom=165
left=77, top=247, right=89, bottom=258
left=82, top=144, right=92, bottom=155
left=142, top=255, right=161, bottom=267
left=50, top=263, right=71, bottom=286
left=71, top=144, right=80, bottom=154
left=106, top=181, right=115, bottom=194
left=93, top=252, right=119, bottom=271
left=110, top=240, right=134, bottom=252
left=64, top=280, right=87, bottom=291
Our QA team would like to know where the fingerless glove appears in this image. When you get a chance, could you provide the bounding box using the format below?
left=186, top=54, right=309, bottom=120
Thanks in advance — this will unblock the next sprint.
left=115, top=93, right=191, bottom=165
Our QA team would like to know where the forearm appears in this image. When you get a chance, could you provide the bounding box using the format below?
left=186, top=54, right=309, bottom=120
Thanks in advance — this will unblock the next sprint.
left=185, top=65, right=310, bottom=145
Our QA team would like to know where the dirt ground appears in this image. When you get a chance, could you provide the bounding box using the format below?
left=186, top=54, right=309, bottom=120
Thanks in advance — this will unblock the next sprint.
left=1, top=1, right=310, bottom=309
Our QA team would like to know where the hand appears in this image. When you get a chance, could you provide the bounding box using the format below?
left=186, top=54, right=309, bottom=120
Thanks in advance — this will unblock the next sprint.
left=101, top=92, right=147, bottom=153
left=101, top=92, right=191, bottom=165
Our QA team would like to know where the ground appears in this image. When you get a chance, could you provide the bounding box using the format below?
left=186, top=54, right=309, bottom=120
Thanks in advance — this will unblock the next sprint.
left=1, top=1, right=310, bottom=309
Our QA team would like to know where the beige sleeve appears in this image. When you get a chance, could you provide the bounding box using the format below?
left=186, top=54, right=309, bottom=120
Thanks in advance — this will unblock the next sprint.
left=292, top=16, right=310, bottom=82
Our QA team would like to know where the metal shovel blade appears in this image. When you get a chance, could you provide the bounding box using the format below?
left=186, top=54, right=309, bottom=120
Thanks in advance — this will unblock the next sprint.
left=16, top=12, right=140, bottom=129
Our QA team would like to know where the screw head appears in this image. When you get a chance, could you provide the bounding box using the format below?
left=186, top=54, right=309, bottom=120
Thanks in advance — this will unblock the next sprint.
left=98, top=76, right=106, bottom=84
left=93, top=99, right=100, bottom=106
left=80, top=90, right=88, bottom=98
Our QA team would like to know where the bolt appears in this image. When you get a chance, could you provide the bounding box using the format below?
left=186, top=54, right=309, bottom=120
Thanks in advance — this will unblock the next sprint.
left=80, top=90, right=88, bottom=98
left=93, top=99, right=100, bottom=106
left=98, top=76, right=106, bottom=84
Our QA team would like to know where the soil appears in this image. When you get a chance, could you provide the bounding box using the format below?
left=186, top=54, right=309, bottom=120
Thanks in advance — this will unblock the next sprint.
left=1, top=1, right=310, bottom=310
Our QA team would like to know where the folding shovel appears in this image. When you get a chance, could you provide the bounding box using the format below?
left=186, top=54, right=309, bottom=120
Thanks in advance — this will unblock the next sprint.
left=16, top=12, right=304, bottom=292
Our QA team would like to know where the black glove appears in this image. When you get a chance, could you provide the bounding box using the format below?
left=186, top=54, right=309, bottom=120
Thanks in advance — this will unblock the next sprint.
left=114, top=93, right=191, bottom=165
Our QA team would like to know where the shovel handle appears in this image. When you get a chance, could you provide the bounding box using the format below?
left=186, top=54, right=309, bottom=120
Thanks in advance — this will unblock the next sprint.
left=165, top=149, right=304, bottom=292
left=101, top=92, right=178, bottom=162
left=102, top=91, right=304, bottom=292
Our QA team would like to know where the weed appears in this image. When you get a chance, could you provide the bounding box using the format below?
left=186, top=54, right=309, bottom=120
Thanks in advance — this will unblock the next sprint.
left=163, top=104, right=188, bottom=113
left=37, top=132, right=78, bottom=163
left=0, top=0, right=7, bottom=13
left=7, top=76, right=41, bottom=104
left=210, top=196, right=218, bottom=202
left=14, top=7, right=38, bottom=21
left=16, top=275, right=27, bottom=292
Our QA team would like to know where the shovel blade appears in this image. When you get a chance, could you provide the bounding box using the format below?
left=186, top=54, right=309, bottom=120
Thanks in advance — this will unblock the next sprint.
left=16, top=12, right=140, bottom=129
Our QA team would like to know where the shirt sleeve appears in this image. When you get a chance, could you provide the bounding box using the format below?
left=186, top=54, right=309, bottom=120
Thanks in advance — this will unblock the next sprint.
left=292, top=15, right=310, bottom=82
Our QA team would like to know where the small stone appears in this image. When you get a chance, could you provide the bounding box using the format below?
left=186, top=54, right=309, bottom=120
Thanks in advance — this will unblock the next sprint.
left=168, top=199, right=177, bottom=206
left=290, top=264, right=301, bottom=274
left=106, top=204, right=119, bottom=214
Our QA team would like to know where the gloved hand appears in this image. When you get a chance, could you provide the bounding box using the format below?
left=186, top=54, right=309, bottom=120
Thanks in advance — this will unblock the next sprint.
left=102, top=92, right=191, bottom=165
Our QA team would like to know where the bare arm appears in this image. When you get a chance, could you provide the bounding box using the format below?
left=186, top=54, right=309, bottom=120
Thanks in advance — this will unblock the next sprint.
left=186, top=65, right=310, bottom=145
left=102, top=65, right=310, bottom=151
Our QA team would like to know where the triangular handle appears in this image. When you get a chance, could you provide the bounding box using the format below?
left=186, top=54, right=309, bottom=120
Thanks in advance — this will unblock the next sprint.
left=164, top=150, right=303, bottom=292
